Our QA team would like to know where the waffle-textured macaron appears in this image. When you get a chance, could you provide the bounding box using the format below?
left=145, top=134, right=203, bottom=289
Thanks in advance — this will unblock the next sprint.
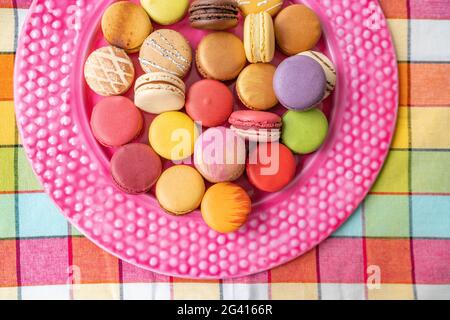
left=201, top=182, right=251, bottom=233
left=274, top=4, right=322, bottom=56
left=84, top=46, right=135, bottom=96
left=134, top=72, right=186, bottom=114
left=141, top=0, right=189, bottom=25
left=101, top=1, right=153, bottom=53
left=244, top=12, right=275, bottom=63
left=139, top=29, right=192, bottom=78
left=189, top=0, right=239, bottom=30
left=156, top=165, right=206, bottom=215
left=196, top=32, right=246, bottom=81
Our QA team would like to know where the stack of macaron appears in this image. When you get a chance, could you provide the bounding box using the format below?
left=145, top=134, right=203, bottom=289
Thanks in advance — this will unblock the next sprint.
left=83, top=0, right=337, bottom=234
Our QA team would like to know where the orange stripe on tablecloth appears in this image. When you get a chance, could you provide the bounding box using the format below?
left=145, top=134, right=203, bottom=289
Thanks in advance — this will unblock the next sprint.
left=380, top=0, right=408, bottom=19
left=0, top=54, right=14, bottom=101
left=410, top=63, right=450, bottom=106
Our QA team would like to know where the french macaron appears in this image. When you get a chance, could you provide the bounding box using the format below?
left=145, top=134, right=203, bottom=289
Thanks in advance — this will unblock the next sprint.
left=196, top=32, right=247, bottom=81
left=201, top=182, right=251, bottom=234
left=244, top=12, right=275, bottom=63
left=149, top=111, right=198, bottom=161
left=101, top=1, right=152, bottom=53
left=139, top=29, right=192, bottom=79
left=134, top=72, right=186, bottom=114
left=237, top=0, right=284, bottom=17
left=273, top=55, right=326, bottom=111
left=282, top=109, right=328, bottom=154
left=236, top=63, right=278, bottom=111
left=141, top=0, right=189, bottom=25
left=111, top=143, right=162, bottom=194
left=229, top=110, right=282, bottom=142
left=274, top=4, right=322, bottom=56
left=189, top=0, right=239, bottom=31
left=156, top=165, right=206, bottom=215
left=194, top=127, right=246, bottom=183
left=246, top=142, right=297, bottom=193
left=298, top=51, right=336, bottom=99
left=84, top=46, right=135, bottom=96
left=186, top=79, right=233, bottom=128
left=90, top=96, right=143, bottom=147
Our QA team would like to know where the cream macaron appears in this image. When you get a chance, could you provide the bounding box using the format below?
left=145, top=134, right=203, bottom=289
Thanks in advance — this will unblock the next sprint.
left=134, top=72, right=186, bottom=114
left=244, top=12, right=275, bottom=63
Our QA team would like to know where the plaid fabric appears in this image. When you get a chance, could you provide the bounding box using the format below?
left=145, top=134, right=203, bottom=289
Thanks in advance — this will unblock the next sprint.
left=1, top=0, right=450, bottom=300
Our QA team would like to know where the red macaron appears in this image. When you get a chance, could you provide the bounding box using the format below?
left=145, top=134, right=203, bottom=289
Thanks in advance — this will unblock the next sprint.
left=229, top=110, right=282, bottom=142
left=246, top=142, right=297, bottom=193
left=186, top=79, right=234, bottom=127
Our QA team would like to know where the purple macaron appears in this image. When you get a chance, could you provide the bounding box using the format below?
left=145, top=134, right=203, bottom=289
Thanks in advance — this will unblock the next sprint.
left=273, top=55, right=327, bottom=111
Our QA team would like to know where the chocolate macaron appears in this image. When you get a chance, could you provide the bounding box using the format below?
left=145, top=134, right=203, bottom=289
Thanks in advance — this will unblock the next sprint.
left=189, top=0, right=239, bottom=30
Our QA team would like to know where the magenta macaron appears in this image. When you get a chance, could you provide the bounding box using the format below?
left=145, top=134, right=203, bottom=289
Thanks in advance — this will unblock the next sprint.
left=229, top=110, right=282, bottom=142
left=111, top=143, right=162, bottom=194
left=90, top=96, right=143, bottom=147
left=194, top=126, right=246, bottom=183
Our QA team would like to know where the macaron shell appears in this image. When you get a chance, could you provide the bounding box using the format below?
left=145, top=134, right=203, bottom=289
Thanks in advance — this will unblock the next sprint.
left=273, top=55, right=326, bottom=110
left=134, top=84, right=185, bottom=114
left=149, top=111, right=197, bottom=160
left=246, top=143, right=297, bottom=193
left=84, top=46, right=135, bottom=96
left=135, top=72, right=186, bottom=93
left=156, top=165, right=206, bottom=215
left=189, top=0, right=239, bottom=30
left=101, top=1, right=153, bottom=53
left=185, top=79, right=234, bottom=127
left=90, top=96, right=143, bottom=147
left=298, top=51, right=336, bottom=99
left=274, top=4, right=322, bottom=56
left=201, top=183, right=251, bottom=234
left=236, top=63, right=278, bottom=111
left=194, top=127, right=246, bottom=183
left=244, top=12, right=275, bottom=63
left=282, top=109, right=329, bottom=154
left=238, top=0, right=284, bottom=17
left=111, top=143, right=162, bottom=194
left=139, top=30, right=192, bottom=78
left=196, top=32, right=246, bottom=81
left=141, top=0, right=189, bottom=25
left=228, top=110, right=282, bottom=129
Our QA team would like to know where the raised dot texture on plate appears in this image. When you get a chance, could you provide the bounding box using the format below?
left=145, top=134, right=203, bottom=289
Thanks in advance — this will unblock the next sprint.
left=14, top=0, right=398, bottom=279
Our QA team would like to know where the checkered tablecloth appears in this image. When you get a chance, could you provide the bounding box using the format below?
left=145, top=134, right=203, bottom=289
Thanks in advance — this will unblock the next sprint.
left=1, top=0, right=449, bottom=300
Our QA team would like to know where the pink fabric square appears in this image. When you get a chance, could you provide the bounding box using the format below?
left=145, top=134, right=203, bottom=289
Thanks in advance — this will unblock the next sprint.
left=413, top=239, right=450, bottom=284
left=121, top=261, right=170, bottom=283
left=410, top=0, right=450, bottom=19
left=318, top=238, right=365, bottom=283
left=19, top=238, right=69, bottom=286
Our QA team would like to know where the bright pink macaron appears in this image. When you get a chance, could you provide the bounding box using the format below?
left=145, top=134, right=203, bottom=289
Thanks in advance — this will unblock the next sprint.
left=229, top=110, right=282, bottom=142
left=90, top=96, right=143, bottom=147
left=111, top=143, right=162, bottom=194
left=186, top=79, right=234, bottom=128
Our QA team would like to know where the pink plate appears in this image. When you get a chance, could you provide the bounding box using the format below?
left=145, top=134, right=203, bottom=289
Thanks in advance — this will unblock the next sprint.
left=14, top=0, right=398, bottom=279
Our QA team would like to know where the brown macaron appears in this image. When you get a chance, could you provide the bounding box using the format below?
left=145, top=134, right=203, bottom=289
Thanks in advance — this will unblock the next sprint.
left=196, top=32, right=247, bottom=81
left=274, top=4, right=322, bottom=56
left=101, top=1, right=153, bottom=54
left=189, top=0, right=239, bottom=31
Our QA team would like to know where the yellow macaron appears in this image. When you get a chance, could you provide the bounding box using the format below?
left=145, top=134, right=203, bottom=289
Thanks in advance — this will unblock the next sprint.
left=149, top=111, right=198, bottom=161
left=141, top=0, right=189, bottom=25
left=156, top=165, right=206, bottom=215
left=244, top=12, right=275, bottom=63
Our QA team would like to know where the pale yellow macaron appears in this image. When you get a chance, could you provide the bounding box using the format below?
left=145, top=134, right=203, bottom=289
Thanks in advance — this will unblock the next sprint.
left=156, top=165, right=206, bottom=215
left=149, top=111, right=198, bottom=161
left=244, top=12, right=275, bottom=63
left=141, top=0, right=189, bottom=25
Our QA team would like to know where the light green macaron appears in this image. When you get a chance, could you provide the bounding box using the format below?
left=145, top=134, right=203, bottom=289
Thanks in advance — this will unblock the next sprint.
left=282, top=109, right=329, bottom=154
